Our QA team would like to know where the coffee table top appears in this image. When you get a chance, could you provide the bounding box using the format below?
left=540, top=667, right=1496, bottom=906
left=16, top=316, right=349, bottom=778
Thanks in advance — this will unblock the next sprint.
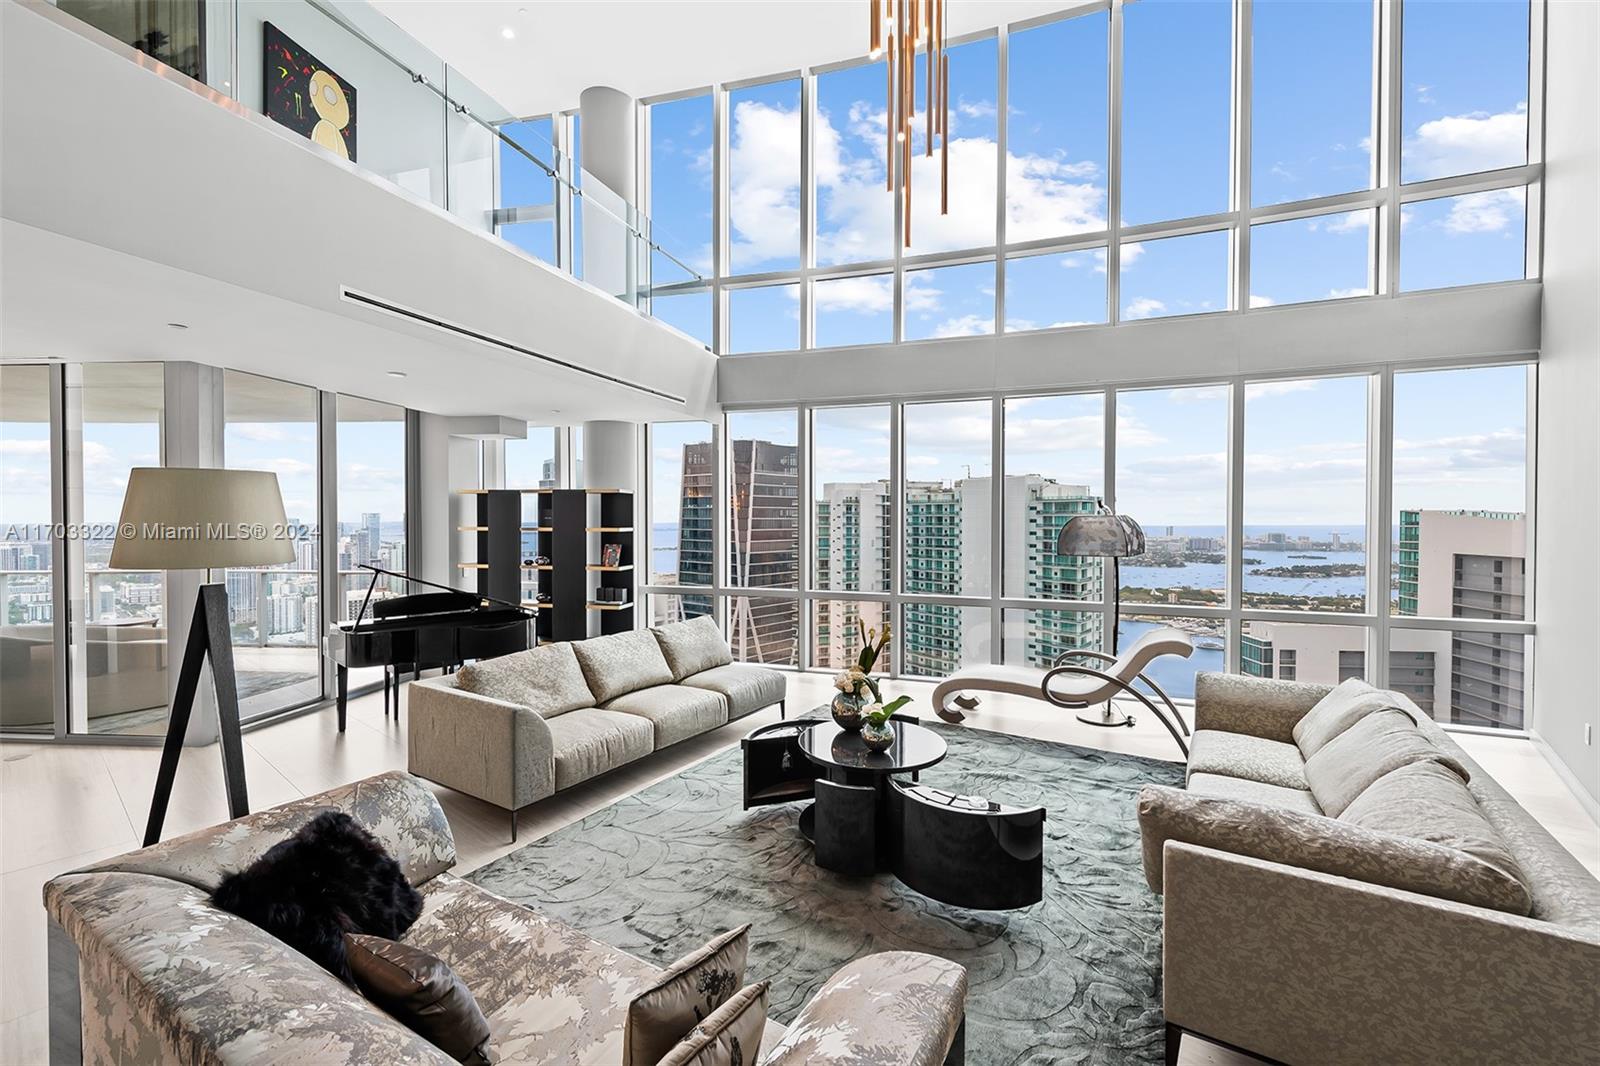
left=798, top=718, right=948, bottom=775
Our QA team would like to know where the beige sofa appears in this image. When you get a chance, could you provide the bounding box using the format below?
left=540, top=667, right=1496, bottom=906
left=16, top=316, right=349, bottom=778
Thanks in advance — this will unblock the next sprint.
left=45, top=771, right=968, bottom=1065
left=1140, top=673, right=1600, bottom=1066
left=409, top=616, right=786, bottom=839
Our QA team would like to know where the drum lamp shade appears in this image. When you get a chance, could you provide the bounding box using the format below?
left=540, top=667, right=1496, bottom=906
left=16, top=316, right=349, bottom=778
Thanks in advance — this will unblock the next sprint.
left=110, top=468, right=296, bottom=570
left=1056, top=513, right=1146, bottom=559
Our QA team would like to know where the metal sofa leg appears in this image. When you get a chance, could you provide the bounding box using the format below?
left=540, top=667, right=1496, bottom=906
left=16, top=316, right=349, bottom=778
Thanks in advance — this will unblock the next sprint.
left=48, top=918, right=82, bottom=1066
left=779, top=699, right=786, bottom=720
left=1165, top=1022, right=1182, bottom=1066
left=942, top=1017, right=966, bottom=1066
left=510, top=807, right=518, bottom=844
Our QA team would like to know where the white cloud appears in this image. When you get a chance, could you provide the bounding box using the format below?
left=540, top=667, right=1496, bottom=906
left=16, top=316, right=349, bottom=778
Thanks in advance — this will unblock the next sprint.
left=1405, top=105, right=1527, bottom=182
left=727, top=99, right=802, bottom=271
left=1249, top=294, right=1277, bottom=308
left=1123, top=297, right=1165, bottom=320
left=1307, top=211, right=1370, bottom=236
left=931, top=314, right=994, bottom=338
left=1326, top=286, right=1369, bottom=300
left=1245, top=380, right=1319, bottom=402
left=1441, top=187, right=1525, bottom=235
left=814, top=274, right=894, bottom=314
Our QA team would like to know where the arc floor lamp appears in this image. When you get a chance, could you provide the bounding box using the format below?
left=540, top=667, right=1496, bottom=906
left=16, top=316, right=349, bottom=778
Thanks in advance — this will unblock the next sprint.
left=1056, top=509, right=1146, bottom=729
left=112, top=468, right=294, bottom=846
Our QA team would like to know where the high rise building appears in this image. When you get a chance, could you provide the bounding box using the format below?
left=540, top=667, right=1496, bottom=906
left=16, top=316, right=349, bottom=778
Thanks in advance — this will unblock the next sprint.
left=814, top=481, right=892, bottom=671
left=362, top=513, right=382, bottom=565
left=725, top=439, right=798, bottom=664
left=676, top=440, right=717, bottom=620
left=1243, top=509, right=1527, bottom=728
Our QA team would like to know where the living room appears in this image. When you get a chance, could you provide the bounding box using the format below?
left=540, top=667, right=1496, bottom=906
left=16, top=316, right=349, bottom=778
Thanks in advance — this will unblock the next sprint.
left=2, top=0, right=1597, bottom=1063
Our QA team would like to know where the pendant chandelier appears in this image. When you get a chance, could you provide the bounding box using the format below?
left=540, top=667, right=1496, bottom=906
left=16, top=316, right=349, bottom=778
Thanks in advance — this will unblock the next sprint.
left=870, top=0, right=949, bottom=247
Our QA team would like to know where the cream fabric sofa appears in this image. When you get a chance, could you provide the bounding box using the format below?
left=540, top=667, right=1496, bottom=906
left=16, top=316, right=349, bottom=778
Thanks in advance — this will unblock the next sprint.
left=408, top=617, right=786, bottom=839
left=45, top=772, right=968, bottom=1065
left=1140, top=673, right=1600, bottom=1066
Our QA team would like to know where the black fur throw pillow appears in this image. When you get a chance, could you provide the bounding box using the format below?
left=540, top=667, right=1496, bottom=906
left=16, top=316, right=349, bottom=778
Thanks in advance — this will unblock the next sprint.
left=212, top=810, right=424, bottom=985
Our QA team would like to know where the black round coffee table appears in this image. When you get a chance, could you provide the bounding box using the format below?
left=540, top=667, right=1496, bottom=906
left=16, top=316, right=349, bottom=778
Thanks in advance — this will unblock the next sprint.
left=796, top=719, right=947, bottom=875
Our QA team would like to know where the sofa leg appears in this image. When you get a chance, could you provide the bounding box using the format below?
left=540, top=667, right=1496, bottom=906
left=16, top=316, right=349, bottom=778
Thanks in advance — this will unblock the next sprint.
left=510, top=807, right=518, bottom=844
left=1165, top=1022, right=1182, bottom=1066
left=779, top=699, right=786, bottom=720
left=48, top=918, right=82, bottom=1066
left=942, top=1017, right=965, bottom=1066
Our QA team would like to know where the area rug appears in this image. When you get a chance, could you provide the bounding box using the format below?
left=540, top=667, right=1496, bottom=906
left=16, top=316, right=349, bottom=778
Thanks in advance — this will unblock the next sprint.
left=466, top=722, right=1185, bottom=1065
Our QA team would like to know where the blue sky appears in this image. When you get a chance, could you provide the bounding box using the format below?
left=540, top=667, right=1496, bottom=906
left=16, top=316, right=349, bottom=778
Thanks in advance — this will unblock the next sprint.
left=633, top=0, right=1530, bottom=353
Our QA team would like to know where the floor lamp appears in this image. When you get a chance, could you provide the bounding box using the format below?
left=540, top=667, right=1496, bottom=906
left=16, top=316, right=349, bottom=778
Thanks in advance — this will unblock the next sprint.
left=111, top=468, right=294, bottom=846
left=1056, top=510, right=1145, bottom=729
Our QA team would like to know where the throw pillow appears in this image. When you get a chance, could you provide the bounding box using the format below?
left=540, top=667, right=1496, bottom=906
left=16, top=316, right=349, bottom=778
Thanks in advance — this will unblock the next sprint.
left=655, top=982, right=770, bottom=1066
left=1138, top=784, right=1533, bottom=914
left=345, top=933, right=492, bottom=1065
left=623, top=924, right=751, bottom=1066
left=212, top=810, right=423, bottom=985
left=652, top=615, right=734, bottom=681
left=1292, top=678, right=1407, bottom=757
left=1301, top=708, right=1470, bottom=816
left=571, top=629, right=676, bottom=704
left=456, top=643, right=595, bottom=718
left=1340, top=761, right=1531, bottom=903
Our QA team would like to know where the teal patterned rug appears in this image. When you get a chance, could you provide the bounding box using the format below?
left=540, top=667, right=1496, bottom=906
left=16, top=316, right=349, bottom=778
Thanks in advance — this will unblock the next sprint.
left=466, top=722, right=1184, bottom=1065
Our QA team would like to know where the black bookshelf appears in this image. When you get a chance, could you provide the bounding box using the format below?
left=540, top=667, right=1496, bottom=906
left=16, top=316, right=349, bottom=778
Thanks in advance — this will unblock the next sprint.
left=587, top=491, right=635, bottom=636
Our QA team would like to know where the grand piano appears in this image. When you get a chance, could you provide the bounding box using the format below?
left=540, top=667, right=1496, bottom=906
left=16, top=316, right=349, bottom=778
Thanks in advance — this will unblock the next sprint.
left=324, top=566, right=535, bottom=731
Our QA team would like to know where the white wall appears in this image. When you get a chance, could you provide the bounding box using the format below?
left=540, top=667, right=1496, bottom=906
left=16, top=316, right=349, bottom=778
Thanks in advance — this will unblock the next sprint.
left=1533, top=0, right=1600, bottom=808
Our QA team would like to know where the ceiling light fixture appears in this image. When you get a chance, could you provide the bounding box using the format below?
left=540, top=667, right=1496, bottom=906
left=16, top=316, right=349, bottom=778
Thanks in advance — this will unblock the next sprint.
left=500, top=26, right=515, bottom=40
left=167, top=322, right=189, bottom=330
left=871, top=0, right=948, bottom=247
left=387, top=370, right=408, bottom=378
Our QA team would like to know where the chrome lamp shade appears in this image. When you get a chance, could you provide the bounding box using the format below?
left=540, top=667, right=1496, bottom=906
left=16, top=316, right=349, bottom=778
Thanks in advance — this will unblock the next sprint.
left=111, top=467, right=294, bottom=570
left=1056, top=513, right=1145, bottom=559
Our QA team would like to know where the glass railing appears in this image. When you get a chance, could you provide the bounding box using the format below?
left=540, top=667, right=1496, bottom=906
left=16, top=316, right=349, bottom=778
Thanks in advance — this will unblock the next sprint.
left=48, top=0, right=705, bottom=311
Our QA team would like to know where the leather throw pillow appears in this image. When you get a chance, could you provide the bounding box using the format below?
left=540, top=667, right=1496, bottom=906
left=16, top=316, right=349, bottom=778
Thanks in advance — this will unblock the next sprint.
left=345, top=933, right=492, bottom=1065
left=623, top=924, right=751, bottom=1066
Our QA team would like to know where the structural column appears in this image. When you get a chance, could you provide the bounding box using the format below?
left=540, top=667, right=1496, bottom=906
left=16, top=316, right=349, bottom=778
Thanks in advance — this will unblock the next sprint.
left=582, top=420, right=637, bottom=492
left=577, top=85, right=638, bottom=304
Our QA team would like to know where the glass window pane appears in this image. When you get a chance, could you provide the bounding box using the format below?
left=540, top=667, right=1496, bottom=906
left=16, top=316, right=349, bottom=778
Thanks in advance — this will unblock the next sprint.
left=727, top=284, right=800, bottom=354
left=1243, top=376, right=1369, bottom=613
left=727, top=595, right=799, bottom=666
left=649, top=421, right=714, bottom=590
left=498, top=117, right=555, bottom=208
left=816, top=61, right=894, bottom=266
left=1, top=365, right=56, bottom=734
left=813, top=405, right=891, bottom=593
left=1003, top=607, right=1103, bottom=668
left=1400, top=189, right=1527, bottom=292
left=337, top=395, right=407, bottom=691
left=1004, top=249, right=1107, bottom=332
left=902, top=604, right=991, bottom=678
left=500, top=220, right=556, bottom=265
left=1250, top=210, right=1375, bottom=307
left=727, top=411, right=798, bottom=592
left=70, top=363, right=169, bottom=735
left=506, top=427, right=559, bottom=490
left=812, top=599, right=892, bottom=672
left=909, top=37, right=999, bottom=254
left=1118, top=614, right=1227, bottom=701
left=1007, top=12, right=1109, bottom=242
left=1402, top=0, right=1529, bottom=184
left=648, top=591, right=713, bottom=627
left=728, top=79, right=801, bottom=274
left=904, top=261, right=996, bottom=341
left=647, top=93, right=713, bottom=278
left=1392, top=366, right=1527, bottom=621
left=1120, top=230, right=1229, bottom=321
left=1241, top=620, right=1369, bottom=685
left=1391, top=628, right=1528, bottom=730
left=1003, top=394, right=1105, bottom=600
left=223, top=371, right=320, bottom=720
left=1252, top=1, right=1375, bottom=206
left=814, top=275, right=894, bottom=348
left=1122, top=0, right=1232, bottom=225
left=653, top=289, right=712, bottom=349
left=904, top=399, right=992, bottom=598
left=1116, top=385, right=1230, bottom=608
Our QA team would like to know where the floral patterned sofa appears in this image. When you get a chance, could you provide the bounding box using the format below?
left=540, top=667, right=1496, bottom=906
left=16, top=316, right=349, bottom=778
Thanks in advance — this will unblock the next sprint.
left=44, top=771, right=968, bottom=1066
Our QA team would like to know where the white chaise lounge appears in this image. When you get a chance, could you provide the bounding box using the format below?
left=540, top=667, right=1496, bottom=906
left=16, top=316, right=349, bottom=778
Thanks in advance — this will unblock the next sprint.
left=931, top=627, right=1195, bottom=754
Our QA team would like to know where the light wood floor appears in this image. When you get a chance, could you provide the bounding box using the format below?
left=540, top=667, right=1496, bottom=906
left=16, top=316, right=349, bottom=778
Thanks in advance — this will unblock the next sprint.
left=3, top=673, right=1596, bottom=1065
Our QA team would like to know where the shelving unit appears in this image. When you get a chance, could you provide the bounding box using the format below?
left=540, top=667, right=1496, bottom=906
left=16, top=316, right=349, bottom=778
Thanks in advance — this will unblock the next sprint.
left=456, top=487, right=635, bottom=642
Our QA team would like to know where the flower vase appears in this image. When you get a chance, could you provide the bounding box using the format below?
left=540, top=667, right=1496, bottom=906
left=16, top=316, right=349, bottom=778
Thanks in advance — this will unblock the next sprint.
left=860, top=717, right=895, bottom=752
left=831, top=691, right=866, bottom=731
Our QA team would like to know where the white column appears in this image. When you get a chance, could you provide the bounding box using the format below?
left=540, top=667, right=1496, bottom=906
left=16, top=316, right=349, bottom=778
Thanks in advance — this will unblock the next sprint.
left=582, top=420, right=637, bottom=492
left=578, top=85, right=638, bottom=303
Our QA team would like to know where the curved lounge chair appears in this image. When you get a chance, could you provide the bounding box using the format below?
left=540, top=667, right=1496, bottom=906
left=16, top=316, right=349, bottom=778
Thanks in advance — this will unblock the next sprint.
left=931, top=627, right=1195, bottom=755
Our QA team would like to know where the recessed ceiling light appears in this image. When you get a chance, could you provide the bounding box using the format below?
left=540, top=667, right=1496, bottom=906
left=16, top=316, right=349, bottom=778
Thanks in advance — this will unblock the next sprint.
left=387, top=370, right=408, bottom=378
left=500, top=26, right=515, bottom=39
left=167, top=322, right=188, bottom=330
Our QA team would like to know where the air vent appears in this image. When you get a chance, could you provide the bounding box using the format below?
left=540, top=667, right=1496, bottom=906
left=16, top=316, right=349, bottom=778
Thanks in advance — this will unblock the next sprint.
left=339, top=287, right=686, bottom=405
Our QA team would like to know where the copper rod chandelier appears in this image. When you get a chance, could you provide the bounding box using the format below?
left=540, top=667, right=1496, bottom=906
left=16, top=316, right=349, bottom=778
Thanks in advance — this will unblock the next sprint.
left=870, top=0, right=949, bottom=247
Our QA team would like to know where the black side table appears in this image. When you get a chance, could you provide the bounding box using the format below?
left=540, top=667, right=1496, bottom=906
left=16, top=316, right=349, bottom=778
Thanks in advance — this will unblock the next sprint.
left=795, top=718, right=947, bottom=876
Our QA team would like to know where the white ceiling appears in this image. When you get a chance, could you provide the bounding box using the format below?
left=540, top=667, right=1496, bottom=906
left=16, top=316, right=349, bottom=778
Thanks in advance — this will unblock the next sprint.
left=371, top=0, right=1077, bottom=116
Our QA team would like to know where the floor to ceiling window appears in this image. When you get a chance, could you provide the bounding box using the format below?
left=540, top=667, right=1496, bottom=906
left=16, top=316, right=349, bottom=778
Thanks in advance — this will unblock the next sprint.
left=223, top=370, right=321, bottom=719
left=646, top=420, right=715, bottom=626
left=810, top=405, right=892, bottom=671
left=335, top=395, right=407, bottom=691
left=68, top=363, right=169, bottom=736
left=1, top=365, right=57, bottom=734
left=726, top=410, right=799, bottom=665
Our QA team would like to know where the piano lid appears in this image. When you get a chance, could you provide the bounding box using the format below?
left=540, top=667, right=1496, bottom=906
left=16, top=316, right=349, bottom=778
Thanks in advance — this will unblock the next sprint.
left=349, top=565, right=534, bottom=632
